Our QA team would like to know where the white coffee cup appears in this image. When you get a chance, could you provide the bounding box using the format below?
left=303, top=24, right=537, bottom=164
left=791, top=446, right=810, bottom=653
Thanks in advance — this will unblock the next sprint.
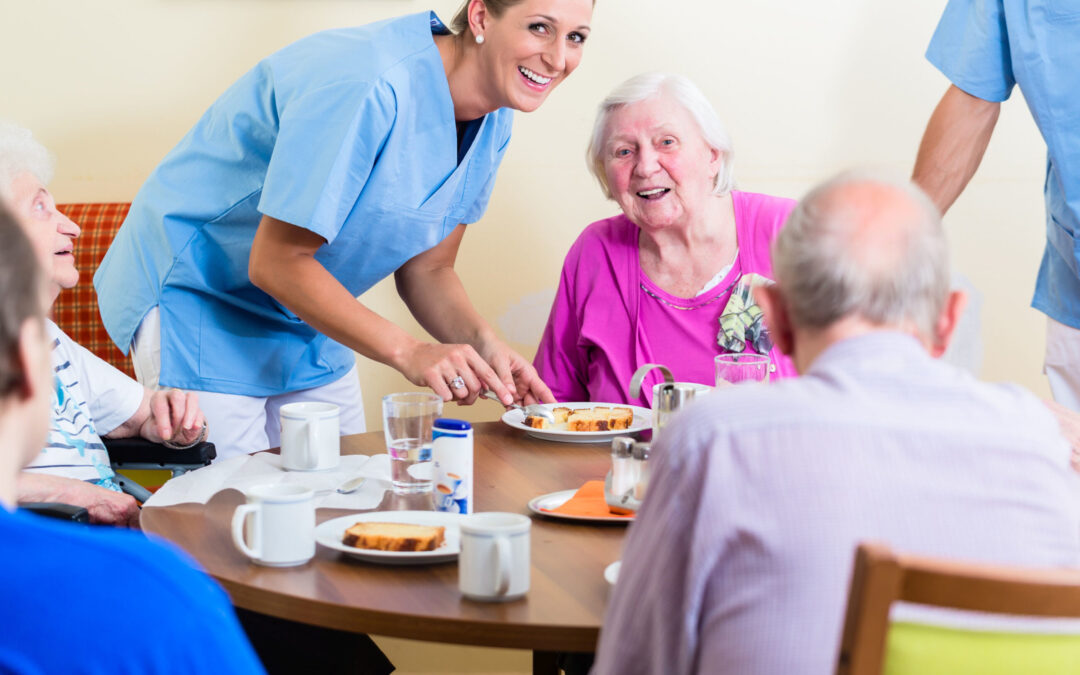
left=280, top=402, right=340, bottom=471
left=231, top=484, right=315, bottom=567
left=459, top=512, right=531, bottom=602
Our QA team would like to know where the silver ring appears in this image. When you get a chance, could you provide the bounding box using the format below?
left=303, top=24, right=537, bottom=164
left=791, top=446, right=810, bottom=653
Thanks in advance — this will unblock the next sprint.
left=449, top=376, right=466, bottom=390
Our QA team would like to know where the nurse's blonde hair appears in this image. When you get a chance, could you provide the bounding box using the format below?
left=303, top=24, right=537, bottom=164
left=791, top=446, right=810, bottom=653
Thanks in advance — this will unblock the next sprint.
left=451, top=0, right=595, bottom=39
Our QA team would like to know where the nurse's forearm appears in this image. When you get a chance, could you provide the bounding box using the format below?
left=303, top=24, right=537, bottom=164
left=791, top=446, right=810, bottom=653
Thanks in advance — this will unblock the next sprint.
left=395, top=224, right=498, bottom=350
left=912, top=84, right=1000, bottom=214
left=249, top=216, right=421, bottom=367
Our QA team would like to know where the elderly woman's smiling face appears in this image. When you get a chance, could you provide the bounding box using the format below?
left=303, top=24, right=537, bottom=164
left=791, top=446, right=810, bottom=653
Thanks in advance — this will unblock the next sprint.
left=602, top=94, right=722, bottom=233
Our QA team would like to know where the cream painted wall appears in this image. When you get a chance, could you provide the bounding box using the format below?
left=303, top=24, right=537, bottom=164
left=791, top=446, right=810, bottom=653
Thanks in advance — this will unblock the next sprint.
left=2, top=0, right=1050, bottom=433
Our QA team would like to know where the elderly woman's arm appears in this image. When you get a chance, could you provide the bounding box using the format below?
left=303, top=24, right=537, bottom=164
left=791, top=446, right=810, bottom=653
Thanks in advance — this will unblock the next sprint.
left=533, top=255, right=591, bottom=404
left=17, top=473, right=140, bottom=526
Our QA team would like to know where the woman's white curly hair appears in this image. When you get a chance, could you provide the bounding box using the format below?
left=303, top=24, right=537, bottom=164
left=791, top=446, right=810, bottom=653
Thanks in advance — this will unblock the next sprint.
left=0, top=121, right=54, bottom=202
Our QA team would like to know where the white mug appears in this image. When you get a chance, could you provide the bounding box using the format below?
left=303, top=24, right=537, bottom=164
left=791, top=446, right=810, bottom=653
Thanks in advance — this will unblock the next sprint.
left=459, top=512, right=531, bottom=602
left=231, top=484, right=315, bottom=567
left=280, top=402, right=340, bottom=471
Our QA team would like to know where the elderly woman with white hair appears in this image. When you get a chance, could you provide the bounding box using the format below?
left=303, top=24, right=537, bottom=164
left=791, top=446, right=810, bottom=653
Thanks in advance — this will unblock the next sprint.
left=0, top=122, right=207, bottom=526
left=534, top=73, right=797, bottom=406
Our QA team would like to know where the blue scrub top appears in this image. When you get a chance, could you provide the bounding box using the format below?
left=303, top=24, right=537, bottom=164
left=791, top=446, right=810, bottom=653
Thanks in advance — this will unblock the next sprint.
left=95, top=12, right=513, bottom=396
left=927, top=0, right=1080, bottom=327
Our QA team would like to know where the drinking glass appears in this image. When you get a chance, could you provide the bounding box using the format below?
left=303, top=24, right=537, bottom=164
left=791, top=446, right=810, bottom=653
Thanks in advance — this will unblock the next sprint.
left=714, top=353, right=770, bottom=386
left=382, top=393, right=443, bottom=495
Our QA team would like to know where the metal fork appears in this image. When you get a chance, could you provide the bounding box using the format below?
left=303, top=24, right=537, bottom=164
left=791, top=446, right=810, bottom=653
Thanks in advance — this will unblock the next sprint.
left=480, top=390, right=556, bottom=423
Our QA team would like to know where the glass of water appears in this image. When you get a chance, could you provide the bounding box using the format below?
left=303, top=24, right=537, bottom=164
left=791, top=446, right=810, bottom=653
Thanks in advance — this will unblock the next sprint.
left=382, top=393, right=443, bottom=495
left=714, top=353, right=771, bottom=387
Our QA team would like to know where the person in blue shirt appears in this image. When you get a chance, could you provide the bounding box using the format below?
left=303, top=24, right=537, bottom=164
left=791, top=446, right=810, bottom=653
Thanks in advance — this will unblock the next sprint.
left=0, top=204, right=266, bottom=674
left=912, top=0, right=1080, bottom=410
left=95, top=0, right=593, bottom=457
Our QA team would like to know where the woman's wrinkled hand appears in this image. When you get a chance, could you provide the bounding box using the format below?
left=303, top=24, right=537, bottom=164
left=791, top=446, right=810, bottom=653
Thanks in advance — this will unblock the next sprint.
left=141, top=389, right=206, bottom=447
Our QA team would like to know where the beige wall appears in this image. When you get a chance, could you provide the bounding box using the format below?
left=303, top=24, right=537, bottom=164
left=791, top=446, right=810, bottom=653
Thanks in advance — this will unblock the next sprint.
left=2, top=0, right=1051, bottom=431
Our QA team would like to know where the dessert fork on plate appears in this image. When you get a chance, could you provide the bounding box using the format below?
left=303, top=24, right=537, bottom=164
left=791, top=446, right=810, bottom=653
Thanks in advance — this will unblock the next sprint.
left=479, top=390, right=556, bottom=424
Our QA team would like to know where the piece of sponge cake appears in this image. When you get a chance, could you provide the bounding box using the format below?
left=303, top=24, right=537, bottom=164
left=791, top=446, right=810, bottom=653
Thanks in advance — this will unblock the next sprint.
left=343, top=522, right=446, bottom=552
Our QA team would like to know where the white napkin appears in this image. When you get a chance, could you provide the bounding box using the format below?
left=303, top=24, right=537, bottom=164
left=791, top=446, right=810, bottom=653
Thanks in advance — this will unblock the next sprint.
left=143, top=453, right=392, bottom=510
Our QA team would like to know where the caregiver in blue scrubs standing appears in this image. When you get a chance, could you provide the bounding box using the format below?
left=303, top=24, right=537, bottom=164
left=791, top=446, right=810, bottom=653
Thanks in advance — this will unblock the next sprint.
left=94, top=0, right=593, bottom=458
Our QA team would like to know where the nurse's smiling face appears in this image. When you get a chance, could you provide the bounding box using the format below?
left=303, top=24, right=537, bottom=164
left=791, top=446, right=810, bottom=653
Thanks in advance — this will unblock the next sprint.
left=475, top=0, right=593, bottom=113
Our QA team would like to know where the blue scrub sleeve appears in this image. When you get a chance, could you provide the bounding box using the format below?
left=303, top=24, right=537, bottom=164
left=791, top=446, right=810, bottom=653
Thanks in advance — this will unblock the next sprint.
left=259, top=79, right=397, bottom=244
left=926, top=0, right=1015, bottom=102
left=461, top=125, right=512, bottom=224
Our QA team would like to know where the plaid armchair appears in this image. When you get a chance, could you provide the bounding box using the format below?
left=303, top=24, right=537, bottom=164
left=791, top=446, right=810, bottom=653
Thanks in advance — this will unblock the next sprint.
left=54, top=203, right=134, bottom=377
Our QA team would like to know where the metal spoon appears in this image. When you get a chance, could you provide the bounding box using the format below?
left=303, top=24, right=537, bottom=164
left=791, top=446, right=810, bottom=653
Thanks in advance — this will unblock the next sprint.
left=480, top=390, right=556, bottom=423
left=335, top=476, right=367, bottom=494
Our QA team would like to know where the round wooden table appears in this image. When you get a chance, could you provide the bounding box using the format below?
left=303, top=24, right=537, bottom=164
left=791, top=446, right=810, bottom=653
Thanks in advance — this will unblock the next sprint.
left=141, top=421, right=629, bottom=674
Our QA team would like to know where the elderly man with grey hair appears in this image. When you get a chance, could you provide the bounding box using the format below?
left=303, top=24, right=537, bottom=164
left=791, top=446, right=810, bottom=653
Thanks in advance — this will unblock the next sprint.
left=0, top=121, right=207, bottom=526
left=592, top=171, right=1080, bottom=675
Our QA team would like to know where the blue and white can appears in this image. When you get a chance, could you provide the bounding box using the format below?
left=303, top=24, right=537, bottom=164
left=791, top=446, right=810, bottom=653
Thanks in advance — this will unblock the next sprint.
left=432, top=418, right=473, bottom=514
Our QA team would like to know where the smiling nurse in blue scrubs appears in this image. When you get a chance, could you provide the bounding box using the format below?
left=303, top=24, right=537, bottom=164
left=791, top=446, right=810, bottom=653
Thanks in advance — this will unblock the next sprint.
left=94, top=0, right=594, bottom=457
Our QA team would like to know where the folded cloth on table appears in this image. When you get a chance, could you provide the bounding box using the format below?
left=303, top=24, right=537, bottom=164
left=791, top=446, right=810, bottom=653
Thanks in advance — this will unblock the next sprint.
left=143, top=453, right=392, bottom=510
left=543, top=481, right=634, bottom=519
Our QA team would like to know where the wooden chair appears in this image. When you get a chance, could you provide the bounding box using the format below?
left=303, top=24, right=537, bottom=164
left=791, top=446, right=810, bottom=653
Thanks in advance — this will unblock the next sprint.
left=837, top=542, right=1080, bottom=675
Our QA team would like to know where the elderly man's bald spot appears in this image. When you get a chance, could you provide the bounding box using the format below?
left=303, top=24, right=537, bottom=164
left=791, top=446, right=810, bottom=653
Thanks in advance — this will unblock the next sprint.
left=812, top=179, right=938, bottom=279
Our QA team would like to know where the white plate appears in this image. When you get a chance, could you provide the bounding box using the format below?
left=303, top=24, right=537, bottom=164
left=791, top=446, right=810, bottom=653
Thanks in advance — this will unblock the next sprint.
left=502, top=402, right=651, bottom=444
left=315, top=511, right=461, bottom=565
left=604, top=561, right=622, bottom=586
left=527, top=489, right=634, bottom=523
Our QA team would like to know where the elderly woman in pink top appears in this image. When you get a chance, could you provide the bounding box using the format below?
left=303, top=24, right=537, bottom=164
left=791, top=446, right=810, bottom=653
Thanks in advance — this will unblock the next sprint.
left=534, top=73, right=797, bottom=407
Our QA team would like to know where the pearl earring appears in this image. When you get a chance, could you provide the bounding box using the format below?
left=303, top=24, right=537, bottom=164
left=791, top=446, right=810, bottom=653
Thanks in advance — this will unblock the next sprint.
left=475, top=34, right=485, bottom=45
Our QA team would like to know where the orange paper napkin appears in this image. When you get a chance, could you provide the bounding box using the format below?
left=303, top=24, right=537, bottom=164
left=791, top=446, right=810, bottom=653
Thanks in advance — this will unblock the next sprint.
left=543, top=480, right=635, bottom=519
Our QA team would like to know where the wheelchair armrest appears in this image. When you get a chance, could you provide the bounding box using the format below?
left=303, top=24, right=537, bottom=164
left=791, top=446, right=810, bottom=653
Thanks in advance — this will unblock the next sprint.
left=21, top=502, right=91, bottom=523
left=104, top=438, right=216, bottom=467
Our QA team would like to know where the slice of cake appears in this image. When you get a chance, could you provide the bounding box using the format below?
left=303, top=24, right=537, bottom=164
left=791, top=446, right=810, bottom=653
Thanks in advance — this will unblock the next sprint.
left=607, top=407, right=634, bottom=430
left=343, top=522, right=446, bottom=552
left=523, top=415, right=551, bottom=429
left=567, top=409, right=611, bottom=432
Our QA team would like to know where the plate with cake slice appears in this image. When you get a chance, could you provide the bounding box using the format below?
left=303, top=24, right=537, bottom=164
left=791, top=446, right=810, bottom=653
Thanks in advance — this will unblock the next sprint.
left=316, top=510, right=461, bottom=565
left=502, top=402, right=652, bottom=443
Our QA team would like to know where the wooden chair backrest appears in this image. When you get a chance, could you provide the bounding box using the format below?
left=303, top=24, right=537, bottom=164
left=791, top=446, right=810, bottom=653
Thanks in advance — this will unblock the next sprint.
left=836, top=541, right=1080, bottom=675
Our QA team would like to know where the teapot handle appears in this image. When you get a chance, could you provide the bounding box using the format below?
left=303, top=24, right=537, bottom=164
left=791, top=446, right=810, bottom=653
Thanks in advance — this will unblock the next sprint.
left=629, top=363, right=674, bottom=400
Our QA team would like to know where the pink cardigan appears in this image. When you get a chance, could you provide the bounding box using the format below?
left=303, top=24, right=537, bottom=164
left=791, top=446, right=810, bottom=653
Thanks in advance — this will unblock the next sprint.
left=534, top=191, right=797, bottom=408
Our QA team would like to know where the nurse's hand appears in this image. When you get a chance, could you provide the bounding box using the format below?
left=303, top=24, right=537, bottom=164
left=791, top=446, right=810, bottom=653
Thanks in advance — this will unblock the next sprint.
left=479, top=340, right=556, bottom=406
left=400, top=341, right=516, bottom=405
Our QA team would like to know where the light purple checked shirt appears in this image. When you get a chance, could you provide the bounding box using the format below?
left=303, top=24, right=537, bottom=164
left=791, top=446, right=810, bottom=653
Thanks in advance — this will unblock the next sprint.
left=592, top=332, right=1080, bottom=675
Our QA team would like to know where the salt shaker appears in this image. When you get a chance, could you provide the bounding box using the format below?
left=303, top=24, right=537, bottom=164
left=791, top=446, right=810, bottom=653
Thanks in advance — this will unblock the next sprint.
left=631, top=441, right=652, bottom=501
left=605, top=436, right=640, bottom=514
left=610, top=436, right=636, bottom=498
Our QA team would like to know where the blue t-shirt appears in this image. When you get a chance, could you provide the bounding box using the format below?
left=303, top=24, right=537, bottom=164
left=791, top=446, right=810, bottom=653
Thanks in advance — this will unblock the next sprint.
left=927, top=0, right=1080, bottom=327
left=95, top=11, right=513, bottom=396
left=0, top=508, right=264, bottom=674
